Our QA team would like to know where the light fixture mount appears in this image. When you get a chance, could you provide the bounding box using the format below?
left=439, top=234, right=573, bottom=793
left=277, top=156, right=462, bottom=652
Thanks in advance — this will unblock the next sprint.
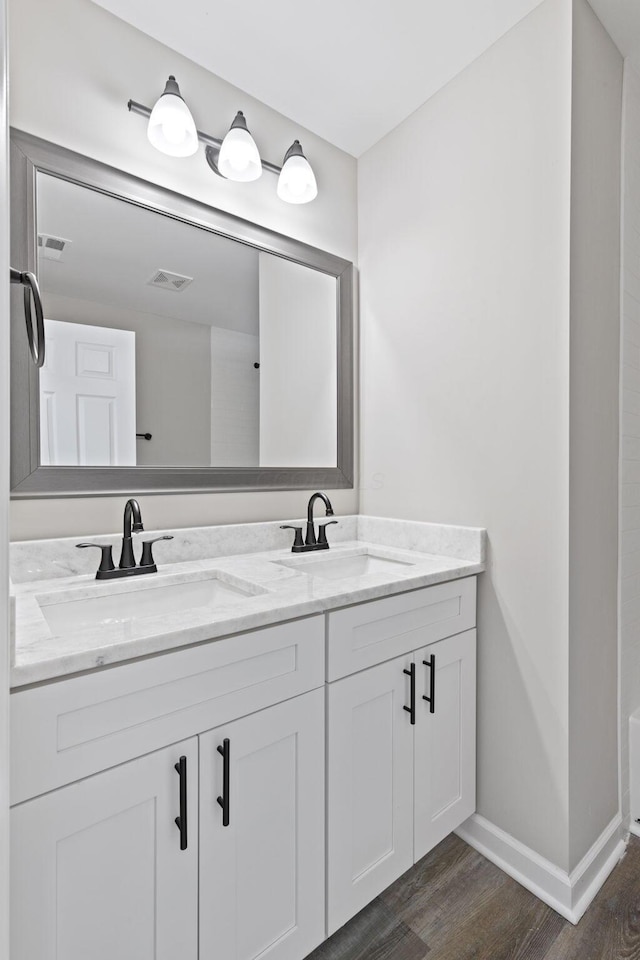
left=162, top=75, right=181, bottom=98
left=229, top=110, right=249, bottom=133
left=282, top=140, right=305, bottom=164
left=204, top=144, right=224, bottom=179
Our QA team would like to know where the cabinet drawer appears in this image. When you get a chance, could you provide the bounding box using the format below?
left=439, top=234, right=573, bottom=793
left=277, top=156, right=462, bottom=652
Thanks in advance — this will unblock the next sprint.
left=11, top=615, right=324, bottom=804
left=327, top=578, right=476, bottom=680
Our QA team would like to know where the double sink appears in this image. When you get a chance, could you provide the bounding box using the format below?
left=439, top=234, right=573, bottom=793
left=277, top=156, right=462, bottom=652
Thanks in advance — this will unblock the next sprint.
left=37, top=549, right=418, bottom=637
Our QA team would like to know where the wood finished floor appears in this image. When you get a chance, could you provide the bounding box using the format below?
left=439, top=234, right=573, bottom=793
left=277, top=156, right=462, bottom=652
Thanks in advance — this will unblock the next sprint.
left=307, top=834, right=640, bottom=960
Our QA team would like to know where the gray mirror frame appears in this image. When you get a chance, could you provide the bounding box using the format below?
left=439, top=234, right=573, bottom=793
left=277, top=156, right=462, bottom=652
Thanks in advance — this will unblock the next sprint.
left=10, top=129, right=354, bottom=498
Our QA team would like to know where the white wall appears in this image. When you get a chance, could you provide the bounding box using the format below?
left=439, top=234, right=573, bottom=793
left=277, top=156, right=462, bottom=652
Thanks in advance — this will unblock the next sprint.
left=359, top=0, right=623, bottom=875
left=620, top=59, right=640, bottom=829
left=359, top=0, right=574, bottom=868
left=568, top=0, right=622, bottom=867
left=0, top=0, right=9, bottom=949
left=8, top=0, right=357, bottom=538
left=210, top=327, right=259, bottom=467
left=258, top=254, right=337, bottom=467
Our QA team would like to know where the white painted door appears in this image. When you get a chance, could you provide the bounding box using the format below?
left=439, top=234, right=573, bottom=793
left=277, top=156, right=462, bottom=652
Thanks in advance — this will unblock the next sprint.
left=199, top=688, right=325, bottom=960
left=11, top=739, right=198, bottom=960
left=414, top=629, right=477, bottom=861
left=39, top=318, right=136, bottom=465
left=327, top=655, right=414, bottom=935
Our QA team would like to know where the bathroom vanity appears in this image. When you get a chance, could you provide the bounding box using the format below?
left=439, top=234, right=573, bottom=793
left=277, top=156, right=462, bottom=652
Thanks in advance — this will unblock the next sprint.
left=8, top=516, right=484, bottom=960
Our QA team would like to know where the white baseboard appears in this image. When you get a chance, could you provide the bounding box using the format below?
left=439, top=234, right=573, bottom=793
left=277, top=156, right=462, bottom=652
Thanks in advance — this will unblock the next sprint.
left=456, top=812, right=625, bottom=924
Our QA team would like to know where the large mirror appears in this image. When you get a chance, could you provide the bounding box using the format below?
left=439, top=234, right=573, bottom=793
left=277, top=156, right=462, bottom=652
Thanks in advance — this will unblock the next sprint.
left=10, top=130, right=353, bottom=497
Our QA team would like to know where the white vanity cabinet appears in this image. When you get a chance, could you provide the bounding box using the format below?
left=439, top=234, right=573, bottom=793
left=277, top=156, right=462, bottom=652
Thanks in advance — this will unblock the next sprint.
left=326, top=578, right=477, bottom=935
left=11, top=738, right=199, bottom=960
left=199, top=688, right=325, bottom=960
left=12, top=689, right=326, bottom=960
left=9, top=574, right=478, bottom=959
left=9, top=616, right=325, bottom=960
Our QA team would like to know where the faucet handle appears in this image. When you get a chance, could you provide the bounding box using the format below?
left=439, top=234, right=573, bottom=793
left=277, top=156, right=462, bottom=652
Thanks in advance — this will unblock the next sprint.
left=140, top=535, right=174, bottom=569
left=280, top=525, right=304, bottom=552
left=76, top=542, right=115, bottom=576
left=317, top=520, right=338, bottom=547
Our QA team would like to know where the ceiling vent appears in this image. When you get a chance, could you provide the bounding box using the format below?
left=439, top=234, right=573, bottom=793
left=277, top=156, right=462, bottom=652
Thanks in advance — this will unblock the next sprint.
left=147, top=269, right=193, bottom=292
left=38, top=234, right=72, bottom=262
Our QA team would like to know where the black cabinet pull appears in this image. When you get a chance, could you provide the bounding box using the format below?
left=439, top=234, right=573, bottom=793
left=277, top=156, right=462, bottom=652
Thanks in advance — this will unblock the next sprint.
left=174, top=755, right=188, bottom=850
left=403, top=662, right=416, bottom=725
left=217, top=738, right=230, bottom=827
left=422, top=654, right=436, bottom=714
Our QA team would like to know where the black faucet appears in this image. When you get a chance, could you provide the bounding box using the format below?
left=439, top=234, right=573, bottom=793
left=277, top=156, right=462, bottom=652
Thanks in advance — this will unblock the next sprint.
left=76, top=498, right=173, bottom=580
left=120, top=498, right=144, bottom=569
left=281, top=492, right=338, bottom=553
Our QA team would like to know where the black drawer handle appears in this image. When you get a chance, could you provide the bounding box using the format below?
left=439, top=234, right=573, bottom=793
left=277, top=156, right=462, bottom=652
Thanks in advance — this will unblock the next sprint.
left=403, top=662, right=416, bottom=725
left=174, top=755, right=188, bottom=850
left=217, top=738, right=230, bottom=826
left=422, top=654, right=436, bottom=714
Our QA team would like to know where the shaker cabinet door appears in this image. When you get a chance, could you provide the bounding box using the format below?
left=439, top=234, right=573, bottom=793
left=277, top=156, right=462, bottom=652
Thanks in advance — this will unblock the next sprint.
left=199, top=687, right=325, bottom=960
left=11, top=738, right=199, bottom=960
left=326, top=655, right=414, bottom=935
left=414, top=629, right=476, bottom=861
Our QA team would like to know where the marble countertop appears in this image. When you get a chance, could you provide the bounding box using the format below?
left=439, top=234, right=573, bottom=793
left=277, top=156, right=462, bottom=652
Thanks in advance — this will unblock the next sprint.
left=10, top=516, right=486, bottom=688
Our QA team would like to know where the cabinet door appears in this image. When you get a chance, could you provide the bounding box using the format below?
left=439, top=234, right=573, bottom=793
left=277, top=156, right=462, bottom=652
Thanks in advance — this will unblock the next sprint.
left=414, top=629, right=476, bottom=861
left=327, top=655, right=414, bottom=935
left=11, top=739, right=198, bottom=960
left=199, top=688, right=324, bottom=960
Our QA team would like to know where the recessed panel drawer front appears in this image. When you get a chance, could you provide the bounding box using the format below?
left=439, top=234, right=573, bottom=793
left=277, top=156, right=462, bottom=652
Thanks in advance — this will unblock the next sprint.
left=326, top=578, right=476, bottom=681
left=11, top=615, right=324, bottom=805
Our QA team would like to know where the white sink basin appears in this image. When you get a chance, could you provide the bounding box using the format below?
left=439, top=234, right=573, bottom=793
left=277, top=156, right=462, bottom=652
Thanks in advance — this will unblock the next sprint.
left=276, top=550, right=416, bottom=581
left=39, top=574, right=259, bottom=636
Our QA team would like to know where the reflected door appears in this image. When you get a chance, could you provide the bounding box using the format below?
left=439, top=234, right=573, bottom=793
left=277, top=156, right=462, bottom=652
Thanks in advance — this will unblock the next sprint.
left=39, top=318, right=136, bottom=465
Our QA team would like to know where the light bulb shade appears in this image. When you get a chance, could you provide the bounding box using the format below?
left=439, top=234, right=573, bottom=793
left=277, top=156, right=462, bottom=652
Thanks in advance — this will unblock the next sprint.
left=277, top=141, right=318, bottom=204
left=147, top=76, right=198, bottom=158
left=218, top=112, right=262, bottom=182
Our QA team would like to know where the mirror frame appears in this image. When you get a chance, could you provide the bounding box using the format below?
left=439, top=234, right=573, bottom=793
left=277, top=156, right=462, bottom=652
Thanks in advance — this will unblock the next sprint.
left=10, top=129, right=354, bottom=498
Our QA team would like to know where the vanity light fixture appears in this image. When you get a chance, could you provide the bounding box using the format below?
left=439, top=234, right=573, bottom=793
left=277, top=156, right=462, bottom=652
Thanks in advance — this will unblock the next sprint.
left=277, top=140, right=318, bottom=204
left=146, top=76, right=198, bottom=158
left=129, top=76, right=318, bottom=203
left=218, top=111, right=262, bottom=182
